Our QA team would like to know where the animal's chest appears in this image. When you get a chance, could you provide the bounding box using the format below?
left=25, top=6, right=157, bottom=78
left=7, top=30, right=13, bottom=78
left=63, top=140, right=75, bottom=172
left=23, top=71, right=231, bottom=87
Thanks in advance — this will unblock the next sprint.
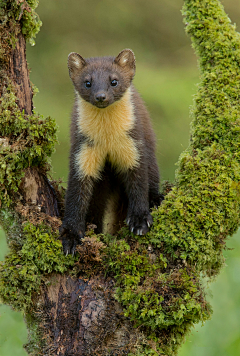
left=75, top=96, right=140, bottom=179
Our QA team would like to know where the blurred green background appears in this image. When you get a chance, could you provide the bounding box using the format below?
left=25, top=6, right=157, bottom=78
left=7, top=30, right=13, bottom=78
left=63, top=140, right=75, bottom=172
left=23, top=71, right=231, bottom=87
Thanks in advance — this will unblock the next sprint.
left=1, top=0, right=240, bottom=354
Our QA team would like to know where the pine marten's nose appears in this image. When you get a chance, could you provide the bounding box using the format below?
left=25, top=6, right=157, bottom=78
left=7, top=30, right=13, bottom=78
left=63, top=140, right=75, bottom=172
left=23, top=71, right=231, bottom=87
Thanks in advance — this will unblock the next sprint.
left=95, top=93, right=106, bottom=102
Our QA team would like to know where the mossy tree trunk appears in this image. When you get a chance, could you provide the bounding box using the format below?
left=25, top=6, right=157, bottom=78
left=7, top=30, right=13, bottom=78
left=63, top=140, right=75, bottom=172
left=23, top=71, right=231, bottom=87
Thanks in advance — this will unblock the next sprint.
left=0, top=2, right=142, bottom=355
left=1, top=1, right=240, bottom=356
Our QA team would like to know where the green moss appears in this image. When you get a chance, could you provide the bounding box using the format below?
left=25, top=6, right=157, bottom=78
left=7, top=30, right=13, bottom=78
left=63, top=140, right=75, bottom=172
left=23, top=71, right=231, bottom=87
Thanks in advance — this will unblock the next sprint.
left=0, top=85, right=58, bottom=206
left=0, top=208, right=23, bottom=246
left=24, top=313, right=44, bottom=356
left=101, top=231, right=211, bottom=355
left=145, top=0, right=240, bottom=277
left=0, top=0, right=42, bottom=45
left=0, top=222, right=76, bottom=311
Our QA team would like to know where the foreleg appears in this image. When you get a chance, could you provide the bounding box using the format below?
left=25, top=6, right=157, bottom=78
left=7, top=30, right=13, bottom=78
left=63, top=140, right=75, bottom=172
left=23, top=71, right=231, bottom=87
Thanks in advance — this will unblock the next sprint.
left=123, top=166, right=153, bottom=235
left=60, top=171, right=94, bottom=255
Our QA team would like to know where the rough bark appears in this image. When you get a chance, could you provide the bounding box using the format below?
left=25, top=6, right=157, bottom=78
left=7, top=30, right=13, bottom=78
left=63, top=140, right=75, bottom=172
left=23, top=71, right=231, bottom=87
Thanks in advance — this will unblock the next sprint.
left=31, top=275, right=140, bottom=356
left=19, top=167, right=59, bottom=217
left=9, top=31, right=33, bottom=115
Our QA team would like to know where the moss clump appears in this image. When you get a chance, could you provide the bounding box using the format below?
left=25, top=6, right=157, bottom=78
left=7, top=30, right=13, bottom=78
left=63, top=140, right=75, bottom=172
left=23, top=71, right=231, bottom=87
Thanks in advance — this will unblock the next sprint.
left=0, top=0, right=42, bottom=45
left=0, top=222, right=75, bottom=311
left=142, top=0, right=240, bottom=277
left=0, top=85, right=58, bottom=206
left=101, top=230, right=211, bottom=355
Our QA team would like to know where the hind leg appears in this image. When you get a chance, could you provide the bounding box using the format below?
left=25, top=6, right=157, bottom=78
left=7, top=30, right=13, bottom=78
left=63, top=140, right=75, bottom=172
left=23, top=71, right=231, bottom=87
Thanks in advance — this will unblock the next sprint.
left=86, top=177, right=111, bottom=233
left=148, top=157, right=162, bottom=209
left=103, top=186, right=128, bottom=235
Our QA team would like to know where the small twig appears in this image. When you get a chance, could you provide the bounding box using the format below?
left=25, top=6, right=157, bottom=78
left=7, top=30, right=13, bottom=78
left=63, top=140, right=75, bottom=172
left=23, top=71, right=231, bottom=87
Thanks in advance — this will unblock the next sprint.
left=18, top=1, right=32, bottom=21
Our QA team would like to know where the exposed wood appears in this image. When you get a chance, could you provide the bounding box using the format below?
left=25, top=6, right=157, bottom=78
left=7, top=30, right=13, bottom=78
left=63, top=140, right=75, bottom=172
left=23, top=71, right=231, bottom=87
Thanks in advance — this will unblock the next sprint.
left=19, top=168, right=60, bottom=217
left=33, top=274, right=140, bottom=356
left=9, top=31, right=33, bottom=115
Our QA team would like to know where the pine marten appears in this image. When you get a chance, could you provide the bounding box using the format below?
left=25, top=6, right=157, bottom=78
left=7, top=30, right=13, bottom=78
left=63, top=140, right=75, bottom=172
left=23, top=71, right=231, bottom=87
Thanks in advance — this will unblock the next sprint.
left=60, top=49, right=161, bottom=254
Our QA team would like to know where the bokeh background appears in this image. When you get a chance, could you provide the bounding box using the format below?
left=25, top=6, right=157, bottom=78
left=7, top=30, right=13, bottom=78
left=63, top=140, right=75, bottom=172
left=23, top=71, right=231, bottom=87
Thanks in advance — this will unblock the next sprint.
left=1, top=0, right=240, bottom=355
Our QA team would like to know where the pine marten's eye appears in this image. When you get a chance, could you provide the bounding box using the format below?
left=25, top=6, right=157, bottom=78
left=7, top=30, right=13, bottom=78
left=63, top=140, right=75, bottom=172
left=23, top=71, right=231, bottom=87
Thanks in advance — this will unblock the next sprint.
left=85, top=81, right=92, bottom=88
left=111, top=79, right=118, bottom=87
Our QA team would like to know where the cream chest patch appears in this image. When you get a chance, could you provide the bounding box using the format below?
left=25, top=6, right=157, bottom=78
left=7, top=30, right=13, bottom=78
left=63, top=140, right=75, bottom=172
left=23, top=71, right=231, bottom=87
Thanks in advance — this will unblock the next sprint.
left=75, top=89, right=140, bottom=179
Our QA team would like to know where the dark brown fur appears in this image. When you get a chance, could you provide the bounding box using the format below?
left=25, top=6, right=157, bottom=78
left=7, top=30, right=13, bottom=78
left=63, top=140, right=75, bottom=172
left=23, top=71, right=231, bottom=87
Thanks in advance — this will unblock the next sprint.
left=60, top=49, right=161, bottom=254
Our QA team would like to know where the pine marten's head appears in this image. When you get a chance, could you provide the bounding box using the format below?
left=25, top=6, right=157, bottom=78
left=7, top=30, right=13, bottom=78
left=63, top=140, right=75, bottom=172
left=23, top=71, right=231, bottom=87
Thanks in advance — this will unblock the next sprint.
left=68, top=49, right=136, bottom=108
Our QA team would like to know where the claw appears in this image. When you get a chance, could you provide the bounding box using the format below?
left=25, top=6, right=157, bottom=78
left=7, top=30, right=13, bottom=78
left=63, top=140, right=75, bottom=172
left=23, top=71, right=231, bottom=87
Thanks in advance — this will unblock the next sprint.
left=139, top=230, right=143, bottom=235
left=137, top=229, right=140, bottom=235
left=126, top=218, right=130, bottom=225
left=147, top=221, right=151, bottom=228
left=65, top=250, right=69, bottom=257
left=131, top=227, right=134, bottom=233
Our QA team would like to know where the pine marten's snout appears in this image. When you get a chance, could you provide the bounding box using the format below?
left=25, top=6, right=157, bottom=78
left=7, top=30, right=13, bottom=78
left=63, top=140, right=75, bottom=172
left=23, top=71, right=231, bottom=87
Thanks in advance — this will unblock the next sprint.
left=94, top=91, right=109, bottom=108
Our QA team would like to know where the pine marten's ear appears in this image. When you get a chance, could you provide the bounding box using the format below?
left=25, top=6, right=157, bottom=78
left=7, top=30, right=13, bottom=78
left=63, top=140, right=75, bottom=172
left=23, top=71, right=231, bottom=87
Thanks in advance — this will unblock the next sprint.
left=114, top=49, right=136, bottom=77
left=68, top=52, right=86, bottom=79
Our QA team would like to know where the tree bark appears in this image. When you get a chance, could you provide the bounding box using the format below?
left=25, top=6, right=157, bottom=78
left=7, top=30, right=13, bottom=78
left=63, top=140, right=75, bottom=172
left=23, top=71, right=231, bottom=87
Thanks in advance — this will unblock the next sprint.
left=9, top=31, right=33, bottom=116
left=31, top=274, right=140, bottom=356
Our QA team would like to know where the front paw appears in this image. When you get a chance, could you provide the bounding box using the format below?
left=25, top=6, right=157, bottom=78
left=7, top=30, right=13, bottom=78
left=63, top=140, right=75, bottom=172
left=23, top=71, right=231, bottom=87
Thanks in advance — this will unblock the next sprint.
left=126, top=212, right=153, bottom=236
left=59, top=226, right=84, bottom=255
